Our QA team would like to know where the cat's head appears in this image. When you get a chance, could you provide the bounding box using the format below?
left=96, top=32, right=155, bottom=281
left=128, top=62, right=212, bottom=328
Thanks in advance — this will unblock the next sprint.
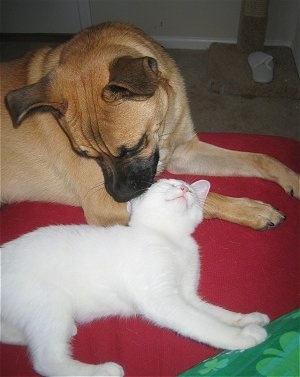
left=128, top=179, right=210, bottom=235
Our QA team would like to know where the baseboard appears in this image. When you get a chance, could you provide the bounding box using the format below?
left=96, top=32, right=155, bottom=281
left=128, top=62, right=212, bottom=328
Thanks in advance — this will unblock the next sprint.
left=152, top=36, right=236, bottom=50
left=153, top=36, right=293, bottom=51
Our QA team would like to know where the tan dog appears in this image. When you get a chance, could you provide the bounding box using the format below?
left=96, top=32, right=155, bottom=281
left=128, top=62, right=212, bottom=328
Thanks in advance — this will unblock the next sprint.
left=1, top=22, right=299, bottom=229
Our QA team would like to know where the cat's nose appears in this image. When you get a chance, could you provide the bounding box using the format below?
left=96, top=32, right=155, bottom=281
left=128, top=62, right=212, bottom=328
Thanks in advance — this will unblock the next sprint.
left=180, top=185, right=189, bottom=193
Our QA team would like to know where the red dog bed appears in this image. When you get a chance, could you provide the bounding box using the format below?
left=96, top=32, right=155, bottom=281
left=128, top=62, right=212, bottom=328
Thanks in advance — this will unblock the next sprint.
left=1, top=133, right=299, bottom=376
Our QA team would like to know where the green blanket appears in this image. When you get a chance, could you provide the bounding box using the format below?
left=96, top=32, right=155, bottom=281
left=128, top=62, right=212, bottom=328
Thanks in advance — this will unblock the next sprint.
left=179, top=309, right=300, bottom=377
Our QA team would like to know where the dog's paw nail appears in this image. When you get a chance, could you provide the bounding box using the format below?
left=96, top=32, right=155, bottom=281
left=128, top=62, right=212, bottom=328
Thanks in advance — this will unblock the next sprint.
left=290, top=189, right=294, bottom=197
left=268, top=221, right=275, bottom=228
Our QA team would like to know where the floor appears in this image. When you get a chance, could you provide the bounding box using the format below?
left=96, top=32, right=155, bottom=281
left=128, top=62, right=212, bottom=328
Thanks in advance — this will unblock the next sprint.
left=1, top=37, right=299, bottom=141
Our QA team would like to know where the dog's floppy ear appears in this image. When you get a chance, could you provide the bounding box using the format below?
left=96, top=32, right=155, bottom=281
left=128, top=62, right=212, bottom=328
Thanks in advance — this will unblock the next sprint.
left=5, top=74, right=66, bottom=127
left=102, top=56, right=159, bottom=102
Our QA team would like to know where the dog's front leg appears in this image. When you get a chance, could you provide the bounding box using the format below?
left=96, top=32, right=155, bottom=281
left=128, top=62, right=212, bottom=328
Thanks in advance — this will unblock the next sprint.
left=81, top=183, right=129, bottom=226
left=70, top=158, right=130, bottom=226
left=167, top=136, right=299, bottom=229
left=81, top=189, right=129, bottom=226
left=168, top=136, right=299, bottom=197
left=203, top=192, right=285, bottom=230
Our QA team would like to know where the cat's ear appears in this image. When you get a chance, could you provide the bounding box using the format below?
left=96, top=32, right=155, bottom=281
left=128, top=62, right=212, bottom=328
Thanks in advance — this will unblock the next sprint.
left=191, top=180, right=210, bottom=204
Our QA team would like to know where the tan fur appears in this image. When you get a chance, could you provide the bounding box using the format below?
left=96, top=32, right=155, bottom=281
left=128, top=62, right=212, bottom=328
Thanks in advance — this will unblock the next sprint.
left=1, top=22, right=299, bottom=229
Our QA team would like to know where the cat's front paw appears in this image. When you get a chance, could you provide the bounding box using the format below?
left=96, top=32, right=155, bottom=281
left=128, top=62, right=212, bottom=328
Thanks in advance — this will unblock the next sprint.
left=241, top=324, right=268, bottom=348
left=94, top=362, right=124, bottom=376
left=236, top=312, right=270, bottom=327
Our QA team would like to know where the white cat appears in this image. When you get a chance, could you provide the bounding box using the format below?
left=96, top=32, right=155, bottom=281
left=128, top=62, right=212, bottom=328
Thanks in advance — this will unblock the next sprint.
left=1, top=179, right=269, bottom=377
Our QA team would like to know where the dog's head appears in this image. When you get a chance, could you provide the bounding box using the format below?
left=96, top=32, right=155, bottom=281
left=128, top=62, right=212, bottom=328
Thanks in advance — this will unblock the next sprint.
left=5, top=33, right=171, bottom=202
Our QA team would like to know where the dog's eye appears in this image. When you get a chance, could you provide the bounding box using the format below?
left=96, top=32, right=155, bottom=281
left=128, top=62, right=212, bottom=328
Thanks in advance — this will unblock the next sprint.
left=77, top=149, right=89, bottom=157
left=119, top=133, right=147, bottom=158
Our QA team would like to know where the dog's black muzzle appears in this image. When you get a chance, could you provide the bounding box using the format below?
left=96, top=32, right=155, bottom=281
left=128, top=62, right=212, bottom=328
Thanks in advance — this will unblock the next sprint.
left=97, top=148, right=159, bottom=202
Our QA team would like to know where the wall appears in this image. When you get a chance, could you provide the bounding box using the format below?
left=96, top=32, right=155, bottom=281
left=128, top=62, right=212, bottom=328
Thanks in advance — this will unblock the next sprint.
left=0, top=0, right=91, bottom=33
left=266, top=0, right=299, bottom=46
left=290, top=0, right=300, bottom=75
left=90, top=0, right=241, bottom=49
left=1, top=0, right=299, bottom=72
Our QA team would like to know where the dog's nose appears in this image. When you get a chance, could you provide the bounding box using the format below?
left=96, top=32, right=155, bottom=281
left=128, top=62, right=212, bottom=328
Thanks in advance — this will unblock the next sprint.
left=99, top=148, right=159, bottom=202
left=112, top=179, right=152, bottom=202
left=110, top=166, right=157, bottom=202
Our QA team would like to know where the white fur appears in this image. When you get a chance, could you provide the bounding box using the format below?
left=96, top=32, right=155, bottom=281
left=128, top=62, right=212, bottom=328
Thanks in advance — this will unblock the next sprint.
left=1, top=179, right=269, bottom=376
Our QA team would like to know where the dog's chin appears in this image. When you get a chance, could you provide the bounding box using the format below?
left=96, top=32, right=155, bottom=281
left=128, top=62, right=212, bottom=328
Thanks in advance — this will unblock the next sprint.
left=97, top=149, right=159, bottom=202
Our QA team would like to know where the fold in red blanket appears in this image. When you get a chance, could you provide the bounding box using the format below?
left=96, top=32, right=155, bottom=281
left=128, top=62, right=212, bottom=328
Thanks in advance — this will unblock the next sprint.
left=1, top=133, right=299, bottom=376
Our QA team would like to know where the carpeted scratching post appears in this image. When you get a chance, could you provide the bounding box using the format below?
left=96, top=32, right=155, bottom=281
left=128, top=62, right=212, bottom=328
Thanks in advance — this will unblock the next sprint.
left=237, top=0, right=269, bottom=53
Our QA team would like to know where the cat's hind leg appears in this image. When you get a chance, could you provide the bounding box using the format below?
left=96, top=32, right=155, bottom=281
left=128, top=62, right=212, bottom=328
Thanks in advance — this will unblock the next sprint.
left=0, top=320, right=26, bottom=345
left=142, top=294, right=268, bottom=351
left=25, top=307, right=124, bottom=376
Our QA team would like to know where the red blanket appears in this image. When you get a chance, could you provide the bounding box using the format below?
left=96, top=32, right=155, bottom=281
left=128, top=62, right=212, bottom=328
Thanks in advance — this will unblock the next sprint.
left=1, top=133, right=299, bottom=376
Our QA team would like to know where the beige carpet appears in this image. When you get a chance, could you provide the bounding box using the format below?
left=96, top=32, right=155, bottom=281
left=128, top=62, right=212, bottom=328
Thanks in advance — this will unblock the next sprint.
left=207, top=43, right=300, bottom=99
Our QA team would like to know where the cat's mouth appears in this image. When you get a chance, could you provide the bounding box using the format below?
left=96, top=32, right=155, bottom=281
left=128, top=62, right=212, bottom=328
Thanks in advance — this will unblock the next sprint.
left=166, top=185, right=192, bottom=202
left=166, top=195, right=187, bottom=202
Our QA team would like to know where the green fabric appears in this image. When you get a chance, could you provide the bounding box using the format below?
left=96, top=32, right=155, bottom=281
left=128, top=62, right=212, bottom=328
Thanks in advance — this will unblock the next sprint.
left=179, top=309, right=300, bottom=377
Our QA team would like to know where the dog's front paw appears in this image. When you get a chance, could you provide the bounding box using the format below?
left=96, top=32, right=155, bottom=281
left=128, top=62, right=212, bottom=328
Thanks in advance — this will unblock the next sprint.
left=241, top=198, right=286, bottom=230
left=283, top=172, right=300, bottom=199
